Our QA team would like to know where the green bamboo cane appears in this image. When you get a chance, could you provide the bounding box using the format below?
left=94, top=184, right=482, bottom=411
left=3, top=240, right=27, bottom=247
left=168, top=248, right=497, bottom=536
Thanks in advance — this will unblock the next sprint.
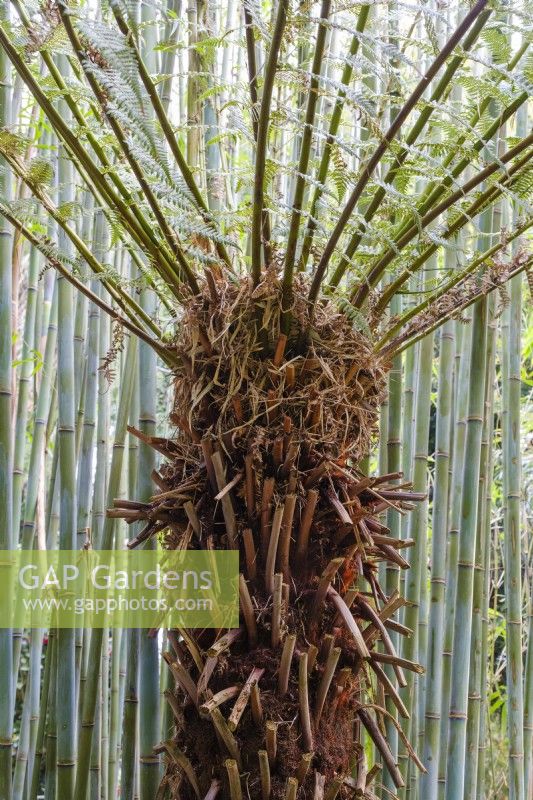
left=186, top=0, right=201, bottom=173
left=381, top=294, right=403, bottom=795
left=430, top=291, right=474, bottom=800
left=524, top=606, right=533, bottom=799
left=13, top=627, right=44, bottom=800
left=377, top=352, right=389, bottom=592
left=121, top=303, right=141, bottom=798
left=502, top=271, right=525, bottom=800
left=220, top=0, right=235, bottom=95
left=12, top=243, right=39, bottom=541
left=433, top=311, right=469, bottom=798
left=444, top=296, right=488, bottom=800
left=28, top=633, right=53, bottom=800
left=55, top=53, right=78, bottom=796
left=108, top=628, right=124, bottom=800
left=415, top=572, right=429, bottom=800
left=136, top=11, right=162, bottom=789
left=121, top=628, right=140, bottom=800
left=72, top=196, right=92, bottom=427
left=88, top=273, right=112, bottom=800
left=454, top=201, right=492, bottom=800
left=398, top=274, right=435, bottom=793
left=463, top=282, right=496, bottom=799
left=101, top=628, right=110, bottom=800
left=398, top=285, right=418, bottom=608
left=73, top=335, right=138, bottom=800
left=409, top=314, right=433, bottom=800
left=159, top=0, right=180, bottom=114
left=13, top=655, right=32, bottom=800
left=76, top=214, right=102, bottom=551
left=160, top=632, right=172, bottom=742
left=44, top=630, right=58, bottom=800
left=137, top=359, right=161, bottom=800
left=400, top=333, right=418, bottom=547
left=474, top=290, right=497, bottom=800
left=98, top=389, right=112, bottom=800
left=45, top=427, right=59, bottom=551
left=118, top=626, right=128, bottom=769
left=89, top=674, right=102, bottom=800
left=420, top=318, right=454, bottom=798
left=25, top=629, right=44, bottom=799
left=0, top=2, right=14, bottom=791
left=77, top=231, right=106, bottom=760
left=72, top=196, right=92, bottom=717
left=93, top=282, right=111, bottom=551
left=504, top=96, right=528, bottom=800
left=201, top=0, right=223, bottom=213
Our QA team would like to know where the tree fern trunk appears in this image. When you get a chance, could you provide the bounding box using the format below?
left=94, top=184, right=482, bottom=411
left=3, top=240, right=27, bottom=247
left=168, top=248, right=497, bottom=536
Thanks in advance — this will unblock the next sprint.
left=114, top=278, right=426, bottom=800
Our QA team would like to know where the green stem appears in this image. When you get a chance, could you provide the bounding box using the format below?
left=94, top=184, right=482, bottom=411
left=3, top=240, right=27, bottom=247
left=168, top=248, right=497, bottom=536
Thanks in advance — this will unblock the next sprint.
left=251, top=0, right=288, bottom=284
left=377, top=215, right=533, bottom=350
left=358, top=131, right=533, bottom=308
left=0, top=26, right=186, bottom=285
left=307, top=0, right=490, bottom=304
left=281, top=0, right=331, bottom=330
left=387, top=247, right=533, bottom=357
left=354, top=89, right=530, bottom=305
left=373, top=151, right=533, bottom=318
left=298, top=4, right=370, bottom=272
left=57, top=4, right=199, bottom=295
left=329, top=8, right=492, bottom=290
left=108, top=0, right=233, bottom=270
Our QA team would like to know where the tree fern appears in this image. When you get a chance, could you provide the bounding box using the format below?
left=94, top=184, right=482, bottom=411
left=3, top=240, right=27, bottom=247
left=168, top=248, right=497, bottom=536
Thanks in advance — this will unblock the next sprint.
left=0, top=0, right=532, bottom=798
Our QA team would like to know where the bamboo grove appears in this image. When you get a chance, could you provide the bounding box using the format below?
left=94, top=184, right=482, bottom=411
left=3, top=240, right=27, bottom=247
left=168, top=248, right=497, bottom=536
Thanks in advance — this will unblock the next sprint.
left=0, top=0, right=532, bottom=798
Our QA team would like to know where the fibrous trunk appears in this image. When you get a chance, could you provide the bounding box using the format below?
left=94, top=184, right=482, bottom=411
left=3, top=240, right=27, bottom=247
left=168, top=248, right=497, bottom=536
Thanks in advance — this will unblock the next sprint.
left=112, top=272, right=424, bottom=800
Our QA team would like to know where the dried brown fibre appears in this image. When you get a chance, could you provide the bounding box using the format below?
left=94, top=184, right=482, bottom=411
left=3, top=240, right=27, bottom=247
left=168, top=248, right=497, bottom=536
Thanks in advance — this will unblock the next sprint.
left=172, top=270, right=388, bottom=463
